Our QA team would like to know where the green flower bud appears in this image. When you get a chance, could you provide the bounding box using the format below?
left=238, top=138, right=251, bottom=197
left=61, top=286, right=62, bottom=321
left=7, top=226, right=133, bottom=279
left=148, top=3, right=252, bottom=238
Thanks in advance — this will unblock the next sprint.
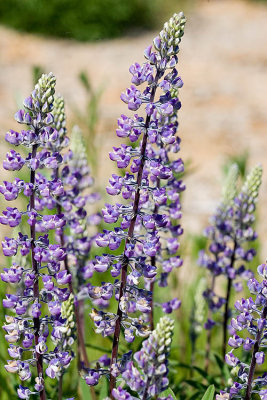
left=222, top=163, right=239, bottom=205
left=61, top=294, right=75, bottom=339
left=241, top=164, right=262, bottom=201
left=159, top=12, right=186, bottom=56
left=230, top=365, right=240, bottom=378
left=70, top=125, right=88, bottom=165
left=52, top=94, right=66, bottom=139
left=33, top=72, right=56, bottom=111
left=193, top=277, right=207, bottom=334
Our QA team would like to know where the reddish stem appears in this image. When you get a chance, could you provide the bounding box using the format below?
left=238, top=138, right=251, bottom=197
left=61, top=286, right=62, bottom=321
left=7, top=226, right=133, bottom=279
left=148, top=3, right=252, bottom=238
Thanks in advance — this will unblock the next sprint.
left=148, top=175, right=160, bottom=331
left=148, top=278, right=155, bottom=331
left=31, top=144, right=46, bottom=400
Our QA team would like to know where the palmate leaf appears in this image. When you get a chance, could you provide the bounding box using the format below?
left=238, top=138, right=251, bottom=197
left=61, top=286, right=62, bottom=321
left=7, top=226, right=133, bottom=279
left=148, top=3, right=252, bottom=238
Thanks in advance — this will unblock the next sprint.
left=200, top=385, right=215, bottom=400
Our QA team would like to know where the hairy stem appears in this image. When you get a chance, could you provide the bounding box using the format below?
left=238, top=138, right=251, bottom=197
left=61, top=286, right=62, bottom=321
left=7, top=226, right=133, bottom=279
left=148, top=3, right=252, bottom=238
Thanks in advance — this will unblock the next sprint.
left=148, top=279, right=155, bottom=331
left=31, top=144, right=46, bottom=400
left=222, top=276, right=232, bottom=358
left=245, top=304, right=267, bottom=400
left=109, top=71, right=161, bottom=396
left=148, top=176, right=160, bottom=331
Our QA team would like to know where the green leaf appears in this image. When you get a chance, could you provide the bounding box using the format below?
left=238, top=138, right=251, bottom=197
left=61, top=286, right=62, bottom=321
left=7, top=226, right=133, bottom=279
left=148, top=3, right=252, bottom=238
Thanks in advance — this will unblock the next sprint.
left=201, top=385, right=215, bottom=400
left=160, top=387, right=178, bottom=399
left=79, top=377, right=92, bottom=400
left=79, top=71, right=91, bottom=93
left=99, top=377, right=109, bottom=399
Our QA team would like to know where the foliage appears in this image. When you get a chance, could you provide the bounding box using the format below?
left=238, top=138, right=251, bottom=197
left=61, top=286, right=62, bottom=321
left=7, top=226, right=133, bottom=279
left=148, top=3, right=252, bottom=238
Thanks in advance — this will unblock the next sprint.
left=0, top=0, right=159, bottom=41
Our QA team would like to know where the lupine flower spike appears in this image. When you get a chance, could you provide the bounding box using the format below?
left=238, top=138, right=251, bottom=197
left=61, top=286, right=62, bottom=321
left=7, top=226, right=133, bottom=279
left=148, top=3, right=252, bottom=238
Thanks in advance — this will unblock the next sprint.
left=50, top=98, right=100, bottom=399
left=112, top=316, right=174, bottom=400
left=217, top=265, right=267, bottom=400
left=1, top=73, right=72, bottom=399
left=199, top=164, right=262, bottom=368
left=51, top=98, right=89, bottom=370
left=79, top=12, right=186, bottom=395
left=200, top=164, right=239, bottom=369
left=64, top=126, right=101, bottom=371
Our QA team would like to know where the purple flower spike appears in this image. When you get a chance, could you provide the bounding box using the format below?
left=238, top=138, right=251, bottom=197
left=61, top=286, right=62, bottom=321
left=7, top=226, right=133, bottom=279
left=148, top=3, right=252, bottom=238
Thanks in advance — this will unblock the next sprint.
left=0, top=73, right=78, bottom=398
left=120, top=317, right=174, bottom=398
left=221, top=270, right=267, bottom=399
left=80, top=13, right=187, bottom=395
left=199, top=164, right=262, bottom=365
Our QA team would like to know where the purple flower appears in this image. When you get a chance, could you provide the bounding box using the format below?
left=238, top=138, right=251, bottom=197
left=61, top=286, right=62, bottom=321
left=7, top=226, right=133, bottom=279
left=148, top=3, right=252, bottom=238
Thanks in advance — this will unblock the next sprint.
left=5, top=129, right=23, bottom=145
left=259, top=390, right=267, bottom=400
left=85, top=371, right=100, bottom=386
left=56, top=270, right=72, bottom=285
left=129, top=62, right=154, bottom=86
left=162, top=298, right=181, bottom=314
left=255, top=352, right=265, bottom=365
left=112, top=387, right=133, bottom=400
left=17, top=386, right=32, bottom=399
left=1, top=266, right=23, bottom=284
left=2, top=237, right=18, bottom=256
left=120, top=85, right=142, bottom=111
left=225, top=351, right=239, bottom=367
left=3, top=150, right=25, bottom=171
left=46, top=359, right=61, bottom=379
left=48, top=301, right=61, bottom=316
left=0, top=207, right=21, bottom=227
left=228, top=334, right=243, bottom=348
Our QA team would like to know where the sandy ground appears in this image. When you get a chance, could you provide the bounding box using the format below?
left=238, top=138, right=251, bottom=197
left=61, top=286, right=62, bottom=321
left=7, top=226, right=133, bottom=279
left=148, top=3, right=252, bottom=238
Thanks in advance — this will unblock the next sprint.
left=1, top=0, right=267, bottom=256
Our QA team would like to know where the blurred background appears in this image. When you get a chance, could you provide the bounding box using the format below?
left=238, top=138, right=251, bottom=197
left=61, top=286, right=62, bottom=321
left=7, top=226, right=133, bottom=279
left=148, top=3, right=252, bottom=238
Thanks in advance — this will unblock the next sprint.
left=0, top=0, right=267, bottom=244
